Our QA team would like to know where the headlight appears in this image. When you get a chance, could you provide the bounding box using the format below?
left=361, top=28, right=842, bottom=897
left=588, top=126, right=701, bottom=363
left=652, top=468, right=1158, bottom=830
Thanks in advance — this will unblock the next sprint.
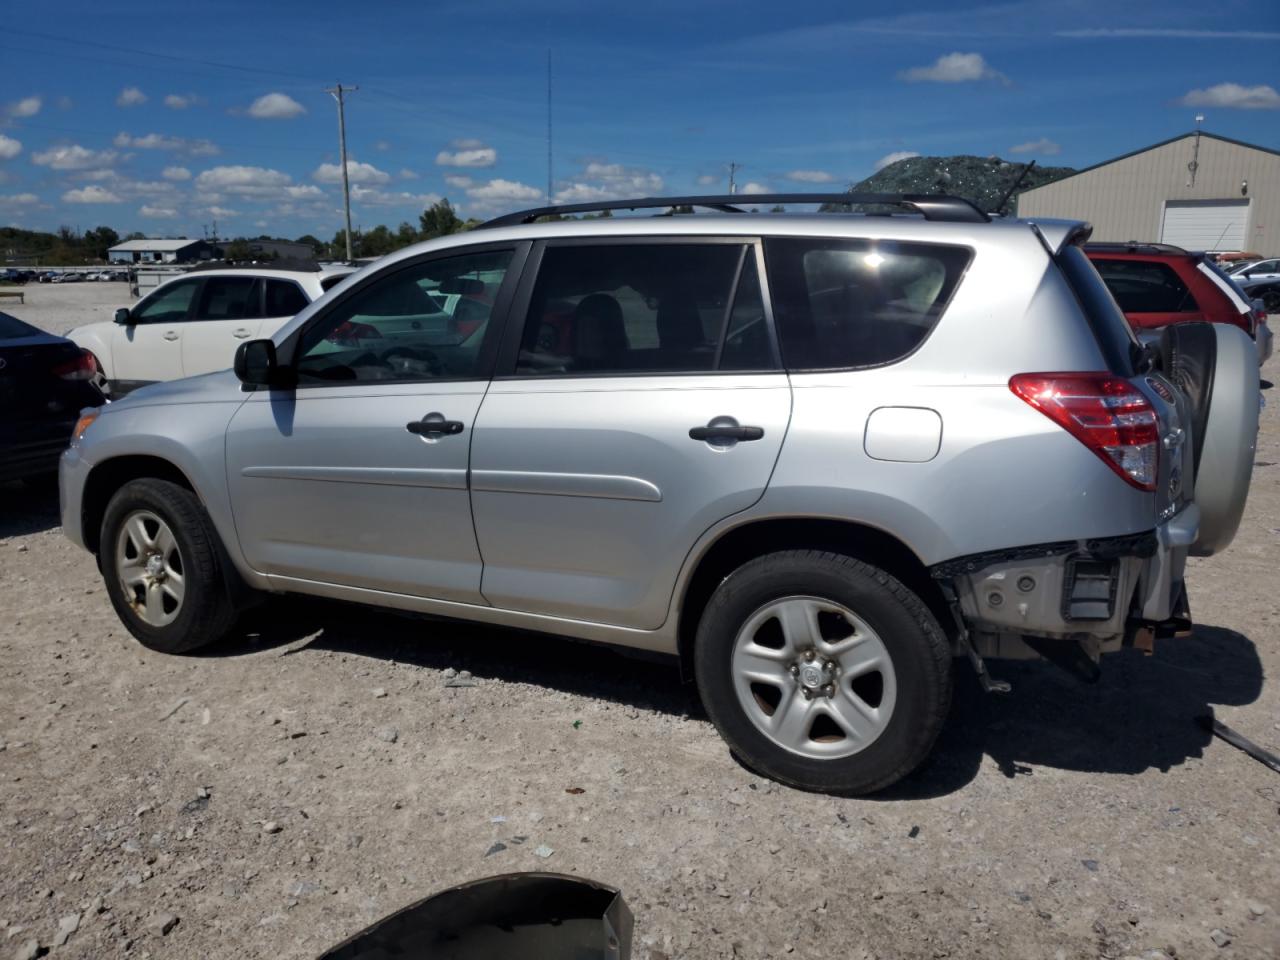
left=71, top=410, right=100, bottom=443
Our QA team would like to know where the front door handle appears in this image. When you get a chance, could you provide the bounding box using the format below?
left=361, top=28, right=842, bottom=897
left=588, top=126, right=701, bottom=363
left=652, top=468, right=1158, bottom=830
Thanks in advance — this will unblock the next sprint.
left=233, top=328, right=252, bottom=338
left=407, top=412, right=465, bottom=437
left=162, top=331, right=180, bottom=341
left=689, top=419, right=764, bottom=442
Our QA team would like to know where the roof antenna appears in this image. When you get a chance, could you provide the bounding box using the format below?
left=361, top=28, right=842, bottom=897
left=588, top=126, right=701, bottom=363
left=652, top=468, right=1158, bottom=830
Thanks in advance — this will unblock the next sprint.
left=992, top=159, right=1036, bottom=217
left=1187, top=114, right=1204, bottom=187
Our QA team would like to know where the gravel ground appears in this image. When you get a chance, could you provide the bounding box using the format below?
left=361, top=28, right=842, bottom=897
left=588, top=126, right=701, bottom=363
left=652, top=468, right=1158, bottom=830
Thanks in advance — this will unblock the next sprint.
left=1, top=284, right=1277, bottom=959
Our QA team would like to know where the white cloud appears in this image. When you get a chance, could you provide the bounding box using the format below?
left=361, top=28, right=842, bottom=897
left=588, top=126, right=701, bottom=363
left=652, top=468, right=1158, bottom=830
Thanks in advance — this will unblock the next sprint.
left=1009, top=137, right=1061, bottom=156
left=0, top=134, right=21, bottom=160
left=116, top=86, right=147, bottom=107
left=465, top=179, right=542, bottom=203
left=443, top=174, right=472, bottom=189
left=349, top=185, right=443, bottom=208
left=32, top=144, right=119, bottom=170
left=286, top=184, right=325, bottom=199
left=195, top=165, right=293, bottom=198
left=875, top=150, right=920, bottom=171
left=76, top=168, right=118, bottom=181
left=247, top=92, right=306, bottom=119
left=400, top=168, right=419, bottom=180
left=203, top=205, right=239, bottom=218
left=164, top=94, right=193, bottom=109
left=785, top=169, right=835, bottom=183
left=1178, top=83, right=1280, bottom=110
left=375, top=140, right=391, bottom=152
left=738, top=182, right=771, bottom=195
left=162, top=165, right=191, bottom=181
left=436, top=141, right=497, bottom=167
left=255, top=219, right=269, bottom=228
left=113, top=131, right=219, bottom=156
left=140, top=205, right=178, bottom=218
left=553, top=161, right=664, bottom=203
left=312, top=160, right=391, bottom=185
left=63, top=185, right=123, bottom=204
left=0, top=192, right=39, bottom=205
left=7, top=96, right=41, bottom=118
left=696, top=173, right=720, bottom=186
left=899, top=52, right=1009, bottom=85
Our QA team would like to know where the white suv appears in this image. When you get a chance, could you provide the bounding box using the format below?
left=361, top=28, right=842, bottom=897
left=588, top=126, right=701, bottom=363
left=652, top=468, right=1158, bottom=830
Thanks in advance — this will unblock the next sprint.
left=69, top=265, right=354, bottom=396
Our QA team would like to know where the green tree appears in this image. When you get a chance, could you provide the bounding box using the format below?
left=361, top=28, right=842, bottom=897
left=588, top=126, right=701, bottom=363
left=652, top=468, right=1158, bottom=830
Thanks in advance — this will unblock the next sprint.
left=83, top=226, right=120, bottom=260
left=396, top=221, right=419, bottom=248
left=419, top=199, right=462, bottom=240
left=295, top=234, right=323, bottom=256
left=124, top=231, right=146, bottom=241
left=223, top=238, right=255, bottom=261
left=358, top=224, right=397, bottom=258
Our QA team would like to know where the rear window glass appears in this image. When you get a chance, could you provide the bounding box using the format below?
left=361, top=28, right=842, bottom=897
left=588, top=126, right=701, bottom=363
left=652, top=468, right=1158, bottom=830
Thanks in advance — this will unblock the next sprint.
left=763, top=238, right=971, bottom=370
left=1089, top=258, right=1198, bottom=313
left=1056, top=246, right=1139, bottom=376
left=0, top=311, right=37, bottom=340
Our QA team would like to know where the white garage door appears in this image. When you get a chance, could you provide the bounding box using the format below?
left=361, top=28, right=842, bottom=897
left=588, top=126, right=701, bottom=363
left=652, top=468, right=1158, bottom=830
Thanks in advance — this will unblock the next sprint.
left=1161, top=200, right=1250, bottom=251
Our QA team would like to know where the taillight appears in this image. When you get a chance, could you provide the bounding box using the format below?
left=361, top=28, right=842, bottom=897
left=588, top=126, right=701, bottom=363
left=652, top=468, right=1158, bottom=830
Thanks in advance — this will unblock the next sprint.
left=327, top=320, right=382, bottom=344
left=1010, top=373, right=1159, bottom=491
left=52, top=350, right=96, bottom=381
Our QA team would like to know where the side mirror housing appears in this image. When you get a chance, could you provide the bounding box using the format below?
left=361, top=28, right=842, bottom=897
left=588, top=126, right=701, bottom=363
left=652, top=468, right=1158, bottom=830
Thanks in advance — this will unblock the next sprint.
left=234, top=339, right=284, bottom=387
left=113, top=307, right=133, bottom=325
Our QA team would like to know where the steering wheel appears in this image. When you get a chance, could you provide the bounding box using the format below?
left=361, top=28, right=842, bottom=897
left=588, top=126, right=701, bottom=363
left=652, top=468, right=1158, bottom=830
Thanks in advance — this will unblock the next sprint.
left=381, top=345, right=443, bottom=376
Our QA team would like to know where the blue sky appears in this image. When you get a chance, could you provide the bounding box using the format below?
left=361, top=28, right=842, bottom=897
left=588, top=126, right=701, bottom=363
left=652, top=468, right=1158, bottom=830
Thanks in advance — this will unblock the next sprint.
left=1, top=0, right=1277, bottom=240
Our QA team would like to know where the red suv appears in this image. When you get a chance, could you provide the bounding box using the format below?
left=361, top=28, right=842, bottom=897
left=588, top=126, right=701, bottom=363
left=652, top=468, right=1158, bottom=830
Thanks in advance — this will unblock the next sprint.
left=1085, top=242, right=1271, bottom=364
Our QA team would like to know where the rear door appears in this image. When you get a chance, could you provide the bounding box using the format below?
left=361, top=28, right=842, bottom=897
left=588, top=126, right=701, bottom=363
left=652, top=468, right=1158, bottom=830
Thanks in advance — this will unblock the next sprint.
left=112, top=276, right=200, bottom=390
left=468, top=238, right=790, bottom=629
left=181, top=275, right=266, bottom=376
left=1088, top=257, right=1203, bottom=329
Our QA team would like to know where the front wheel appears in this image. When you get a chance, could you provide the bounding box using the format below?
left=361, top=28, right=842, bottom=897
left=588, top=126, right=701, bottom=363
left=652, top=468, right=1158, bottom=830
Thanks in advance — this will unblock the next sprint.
left=99, top=478, right=238, bottom=654
left=693, top=550, right=952, bottom=795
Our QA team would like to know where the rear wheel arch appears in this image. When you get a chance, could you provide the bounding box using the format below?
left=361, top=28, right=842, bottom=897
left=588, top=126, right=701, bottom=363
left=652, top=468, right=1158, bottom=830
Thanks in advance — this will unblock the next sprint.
left=675, top=517, right=955, bottom=678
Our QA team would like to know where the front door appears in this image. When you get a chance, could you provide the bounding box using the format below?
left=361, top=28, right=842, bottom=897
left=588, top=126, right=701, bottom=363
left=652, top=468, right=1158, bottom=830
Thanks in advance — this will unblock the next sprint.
left=225, top=245, right=524, bottom=602
left=469, top=239, right=791, bottom=629
left=112, top=276, right=200, bottom=391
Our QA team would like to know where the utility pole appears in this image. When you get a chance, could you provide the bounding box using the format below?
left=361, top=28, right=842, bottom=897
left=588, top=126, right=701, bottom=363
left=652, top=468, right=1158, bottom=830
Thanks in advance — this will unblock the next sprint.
left=326, top=82, right=358, bottom=261
left=546, top=49, right=553, bottom=202
left=728, top=161, right=740, bottom=195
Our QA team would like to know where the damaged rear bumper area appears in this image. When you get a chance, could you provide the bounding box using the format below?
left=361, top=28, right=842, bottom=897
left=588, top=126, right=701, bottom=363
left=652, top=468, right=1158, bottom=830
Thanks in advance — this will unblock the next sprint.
left=932, top=505, right=1199, bottom=680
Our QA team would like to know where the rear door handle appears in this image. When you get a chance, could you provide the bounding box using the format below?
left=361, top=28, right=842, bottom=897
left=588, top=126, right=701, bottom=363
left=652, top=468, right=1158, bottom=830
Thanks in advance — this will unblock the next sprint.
left=689, top=420, right=764, bottom=442
left=162, top=331, right=180, bottom=341
left=407, top=412, right=465, bottom=437
left=233, top=328, right=252, bottom=338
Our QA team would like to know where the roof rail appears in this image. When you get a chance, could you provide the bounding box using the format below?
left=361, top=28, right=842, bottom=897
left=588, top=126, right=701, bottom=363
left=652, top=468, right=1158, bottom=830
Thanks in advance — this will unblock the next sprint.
left=479, top=193, right=990, bottom=228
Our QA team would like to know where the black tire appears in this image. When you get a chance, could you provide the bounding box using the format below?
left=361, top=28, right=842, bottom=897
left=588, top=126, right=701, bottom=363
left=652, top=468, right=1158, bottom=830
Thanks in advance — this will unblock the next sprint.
left=99, top=478, right=237, bottom=654
left=693, top=550, right=952, bottom=795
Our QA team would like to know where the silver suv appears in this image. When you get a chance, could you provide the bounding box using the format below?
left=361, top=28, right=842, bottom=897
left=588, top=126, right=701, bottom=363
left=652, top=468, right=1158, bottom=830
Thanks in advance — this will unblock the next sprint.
left=59, top=193, right=1260, bottom=795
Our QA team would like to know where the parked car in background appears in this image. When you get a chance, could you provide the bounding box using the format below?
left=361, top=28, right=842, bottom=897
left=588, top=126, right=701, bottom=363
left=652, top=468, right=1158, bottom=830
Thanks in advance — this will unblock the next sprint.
left=1085, top=242, right=1271, bottom=364
left=68, top=263, right=355, bottom=397
left=60, top=193, right=1260, bottom=795
left=1228, top=257, right=1280, bottom=284
left=1, top=310, right=106, bottom=484
left=1241, top=277, right=1280, bottom=315
left=53, top=272, right=84, bottom=283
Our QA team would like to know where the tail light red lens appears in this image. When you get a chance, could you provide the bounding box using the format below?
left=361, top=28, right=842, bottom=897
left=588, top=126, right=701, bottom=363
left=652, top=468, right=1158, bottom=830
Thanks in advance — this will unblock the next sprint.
left=52, top=349, right=96, bottom=381
left=1010, top=373, right=1159, bottom=491
left=327, top=320, right=382, bottom=344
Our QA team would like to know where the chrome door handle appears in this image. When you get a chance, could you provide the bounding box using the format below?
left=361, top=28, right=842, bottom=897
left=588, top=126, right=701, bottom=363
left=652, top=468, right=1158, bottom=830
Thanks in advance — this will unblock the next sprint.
left=233, top=328, right=252, bottom=338
left=162, top=331, right=180, bottom=341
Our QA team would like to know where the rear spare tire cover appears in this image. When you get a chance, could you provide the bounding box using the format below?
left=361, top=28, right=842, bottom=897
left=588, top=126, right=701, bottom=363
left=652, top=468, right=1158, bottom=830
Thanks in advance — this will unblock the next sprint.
left=1161, top=323, right=1260, bottom=555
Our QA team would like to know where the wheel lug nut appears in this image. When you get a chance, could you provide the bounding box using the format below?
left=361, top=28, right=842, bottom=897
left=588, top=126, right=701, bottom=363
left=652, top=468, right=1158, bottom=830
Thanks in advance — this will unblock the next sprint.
left=804, top=650, right=816, bottom=662
left=789, top=664, right=799, bottom=676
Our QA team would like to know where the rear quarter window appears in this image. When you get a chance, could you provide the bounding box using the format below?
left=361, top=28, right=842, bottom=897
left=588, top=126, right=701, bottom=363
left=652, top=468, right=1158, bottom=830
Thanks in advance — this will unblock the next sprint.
left=763, top=238, right=971, bottom=370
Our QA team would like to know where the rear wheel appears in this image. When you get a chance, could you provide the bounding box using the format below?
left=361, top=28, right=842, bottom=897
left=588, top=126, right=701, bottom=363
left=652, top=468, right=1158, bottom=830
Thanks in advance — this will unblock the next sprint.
left=693, top=550, right=952, bottom=795
left=100, top=478, right=237, bottom=653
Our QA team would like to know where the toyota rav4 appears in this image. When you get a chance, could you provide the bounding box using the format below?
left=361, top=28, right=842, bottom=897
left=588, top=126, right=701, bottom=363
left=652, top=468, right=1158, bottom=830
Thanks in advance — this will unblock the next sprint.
left=59, top=194, right=1260, bottom=795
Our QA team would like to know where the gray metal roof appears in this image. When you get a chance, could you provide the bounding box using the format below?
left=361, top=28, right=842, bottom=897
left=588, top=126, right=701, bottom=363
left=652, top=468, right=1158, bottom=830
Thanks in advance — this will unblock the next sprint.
left=108, top=238, right=205, bottom=253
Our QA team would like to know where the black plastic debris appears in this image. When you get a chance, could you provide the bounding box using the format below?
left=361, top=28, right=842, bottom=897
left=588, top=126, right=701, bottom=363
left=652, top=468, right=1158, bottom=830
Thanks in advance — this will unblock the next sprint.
left=318, top=872, right=632, bottom=960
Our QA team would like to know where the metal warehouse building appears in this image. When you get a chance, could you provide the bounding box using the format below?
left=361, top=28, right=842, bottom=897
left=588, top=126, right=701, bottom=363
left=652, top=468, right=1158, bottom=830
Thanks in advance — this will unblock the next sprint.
left=1017, top=131, right=1280, bottom=255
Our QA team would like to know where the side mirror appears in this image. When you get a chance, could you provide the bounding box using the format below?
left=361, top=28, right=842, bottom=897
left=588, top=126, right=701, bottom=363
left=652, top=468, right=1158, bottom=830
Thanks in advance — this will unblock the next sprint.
left=113, top=307, right=133, bottom=325
left=234, top=338, right=283, bottom=387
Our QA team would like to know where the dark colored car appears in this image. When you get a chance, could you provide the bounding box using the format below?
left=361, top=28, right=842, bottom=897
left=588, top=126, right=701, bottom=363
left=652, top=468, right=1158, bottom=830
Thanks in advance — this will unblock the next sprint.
left=0, top=311, right=106, bottom=484
left=1085, top=242, right=1270, bottom=363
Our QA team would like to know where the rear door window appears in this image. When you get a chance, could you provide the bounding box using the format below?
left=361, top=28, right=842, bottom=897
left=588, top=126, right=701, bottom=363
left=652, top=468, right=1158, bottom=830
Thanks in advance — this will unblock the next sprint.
left=265, top=279, right=310, bottom=317
left=194, top=276, right=260, bottom=321
left=1089, top=259, right=1198, bottom=313
left=514, top=242, right=775, bottom=376
left=763, top=238, right=970, bottom=370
